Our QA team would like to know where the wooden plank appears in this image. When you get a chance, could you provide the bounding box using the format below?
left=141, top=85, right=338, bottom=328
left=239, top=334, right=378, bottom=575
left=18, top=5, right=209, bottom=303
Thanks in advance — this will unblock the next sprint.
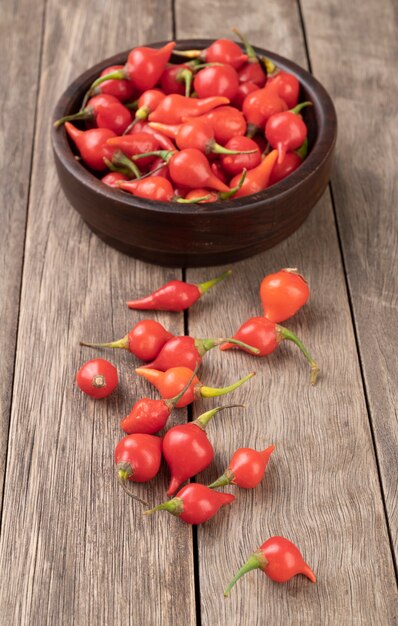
left=300, top=0, right=398, bottom=557
left=0, top=3, right=197, bottom=626
left=0, top=0, right=45, bottom=507
left=175, top=5, right=398, bottom=624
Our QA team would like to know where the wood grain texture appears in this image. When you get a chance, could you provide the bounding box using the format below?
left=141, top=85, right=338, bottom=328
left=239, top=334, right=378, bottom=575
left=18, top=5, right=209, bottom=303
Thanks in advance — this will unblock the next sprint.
left=0, top=0, right=45, bottom=508
left=176, top=2, right=398, bottom=623
left=300, top=0, right=398, bottom=557
left=0, top=1, right=196, bottom=625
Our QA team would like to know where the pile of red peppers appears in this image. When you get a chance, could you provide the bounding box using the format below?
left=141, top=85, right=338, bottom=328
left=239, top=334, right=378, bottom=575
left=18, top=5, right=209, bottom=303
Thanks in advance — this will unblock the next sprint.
left=76, top=266, right=318, bottom=596
left=55, top=30, right=312, bottom=203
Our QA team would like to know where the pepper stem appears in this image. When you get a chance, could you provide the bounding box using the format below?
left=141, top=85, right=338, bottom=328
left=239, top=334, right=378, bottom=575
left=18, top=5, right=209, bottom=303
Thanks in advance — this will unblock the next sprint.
left=200, top=372, right=255, bottom=398
left=194, top=404, right=244, bottom=430
left=54, top=108, right=90, bottom=128
left=295, top=137, right=308, bottom=160
left=290, top=101, right=313, bottom=115
left=80, top=69, right=126, bottom=110
left=165, top=364, right=199, bottom=410
left=260, top=56, right=277, bottom=75
left=122, top=115, right=141, bottom=135
left=211, top=143, right=257, bottom=156
left=103, top=157, right=131, bottom=177
left=218, top=169, right=247, bottom=201
left=132, top=150, right=174, bottom=162
left=197, top=269, right=232, bottom=294
left=171, top=49, right=203, bottom=59
left=208, top=469, right=234, bottom=489
left=224, top=551, right=267, bottom=597
left=117, top=467, right=148, bottom=506
left=112, top=151, right=142, bottom=179
left=231, top=27, right=257, bottom=61
left=177, top=195, right=212, bottom=203
left=196, top=336, right=259, bottom=355
left=79, top=334, right=129, bottom=351
left=277, top=325, right=320, bottom=385
left=143, top=497, right=183, bottom=517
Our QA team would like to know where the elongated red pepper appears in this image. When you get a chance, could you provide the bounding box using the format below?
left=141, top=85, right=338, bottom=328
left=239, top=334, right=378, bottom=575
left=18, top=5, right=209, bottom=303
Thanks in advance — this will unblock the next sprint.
left=118, top=176, right=209, bottom=203
left=229, top=149, right=278, bottom=197
left=148, top=94, right=229, bottom=125
left=208, top=444, right=275, bottom=488
left=144, top=483, right=235, bottom=524
left=224, top=536, right=316, bottom=596
left=220, top=316, right=319, bottom=385
left=135, top=366, right=255, bottom=407
left=127, top=270, right=232, bottom=311
left=129, top=121, right=176, bottom=151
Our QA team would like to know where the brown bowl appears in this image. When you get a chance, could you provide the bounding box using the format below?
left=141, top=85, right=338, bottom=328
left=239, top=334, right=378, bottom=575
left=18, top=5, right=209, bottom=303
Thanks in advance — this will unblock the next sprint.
left=52, top=39, right=337, bottom=267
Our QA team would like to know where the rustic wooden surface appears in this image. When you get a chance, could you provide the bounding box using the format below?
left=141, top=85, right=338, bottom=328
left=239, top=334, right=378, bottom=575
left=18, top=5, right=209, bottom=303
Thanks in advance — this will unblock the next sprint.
left=0, top=0, right=397, bottom=624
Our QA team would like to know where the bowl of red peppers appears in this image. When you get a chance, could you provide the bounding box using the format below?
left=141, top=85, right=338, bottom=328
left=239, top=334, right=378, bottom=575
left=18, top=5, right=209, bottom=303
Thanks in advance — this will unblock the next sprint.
left=52, top=32, right=337, bottom=267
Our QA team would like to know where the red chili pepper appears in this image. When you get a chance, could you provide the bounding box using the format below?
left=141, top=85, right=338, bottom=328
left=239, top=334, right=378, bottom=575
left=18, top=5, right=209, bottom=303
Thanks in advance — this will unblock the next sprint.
left=149, top=119, right=255, bottom=157
left=65, top=123, right=140, bottom=176
left=107, top=132, right=160, bottom=168
left=265, top=102, right=311, bottom=163
left=115, top=433, right=162, bottom=504
left=123, top=89, right=166, bottom=134
left=243, top=89, right=288, bottom=137
left=169, top=148, right=230, bottom=192
left=190, top=106, right=247, bottom=144
left=194, top=64, right=240, bottom=100
left=118, top=176, right=209, bottom=203
left=232, top=81, right=260, bottom=108
left=224, top=536, right=316, bottom=596
left=127, top=269, right=232, bottom=311
left=80, top=318, right=173, bottom=361
left=86, top=42, right=176, bottom=100
left=173, top=39, right=247, bottom=69
left=140, top=333, right=259, bottom=371
left=148, top=94, right=229, bottom=125
left=135, top=366, right=255, bottom=407
left=211, top=160, right=229, bottom=184
left=120, top=367, right=198, bottom=435
left=260, top=268, right=310, bottom=322
left=232, top=28, right=267, bottom=87
left=144, top=483, right=235, bottom=524
left=208, top=444, right=275, bottom=489
left=220, top=316, right=319, bottom=385
left=129, top=121, right=176, bottom=151
left=229, top=149, right=278, bottom=197
left=76, top=358, right=118, bottom=399
left=269, top=151, right=302, bottom=185
left=54, top=94, right=132, bottom=134
left=265, top=70, right=300, bottom=109
left=220, top=136, right=261, bottom=175
left=160, top=64, right=193, bottom=97
left=163, top=405, right=243, bottom=496
left=101, top=171, right=129, bottom=187
left=183, top=169, right=247, bottom=203
left=92, top=65, right=137, bottom=102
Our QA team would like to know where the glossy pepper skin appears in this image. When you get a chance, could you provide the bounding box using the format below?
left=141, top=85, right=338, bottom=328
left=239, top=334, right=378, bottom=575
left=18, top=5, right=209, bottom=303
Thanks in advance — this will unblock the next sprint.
left=224, top=536, right=316, bottom=596
left=209, top=444, right=275, bottom=489
left=265, top=70, right=300, bottom=109
left=173, top=38, right=247, bottom=69
left=220, top=316, right=319, bottom=385
left=115, top=433, right=162, bottom=483
left=265, top=102, right=311, bottom=163
left=163, top=405, right=243, bottom=495
left=260, top=268, right=310, bottom=322
left=80, top=319, right=173, bottom=361
left=229, top=149, right=278, bottom=198
left=92, top=65, right=137, bottom=102
left=64, top=122, right=116, bottom=171
left=144, top=483, right=235, bottom=524
left=149, top=94, right=229, bottom=125
left=127, top=270, right=232, bottom=311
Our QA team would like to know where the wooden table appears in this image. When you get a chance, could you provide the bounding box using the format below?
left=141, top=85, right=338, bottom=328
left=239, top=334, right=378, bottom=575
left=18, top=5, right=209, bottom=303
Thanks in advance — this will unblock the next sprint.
left=1, top=0, right=397, bottom=624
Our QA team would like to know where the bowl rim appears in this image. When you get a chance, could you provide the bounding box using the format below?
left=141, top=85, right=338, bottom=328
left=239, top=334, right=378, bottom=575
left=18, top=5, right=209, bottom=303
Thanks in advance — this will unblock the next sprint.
left=51, top=38, right=337, bottom=217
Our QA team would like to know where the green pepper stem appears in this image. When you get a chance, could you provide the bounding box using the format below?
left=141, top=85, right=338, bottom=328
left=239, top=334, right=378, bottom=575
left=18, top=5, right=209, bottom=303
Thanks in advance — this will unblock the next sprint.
left=211, top=142, right=257, bottom=156
left=80, top=69, right=126, bottom=110
left=80, top=335, right=129, bottom=350
left=196, top=336, right=259, bottom=355
left=224, top=552, right=267, bottom=597
left=112, top=151, right=142, bottom=178
left=143, top=497, right=183, bottom=517
left=124, top=99, right=139, bottom=110
left=197, top=269, right=232, bottom=294
left=208, top=470, right=233, bottom=489
left=171, top=49, right=203, bottom=59
left=295, top=137, right=308, bottom=160
left=290, top=101, right=313, bottom=115
left=180, top=68, right=193, bottom=98
left=132, top=150, right=174, bottom=162
left=122, top=115, right=141, bottom=135
left=117, top=468, right=148, bottom=506
left=218, top=169, right=247, bottom=201
left=177, top=195, right=211, bottom=203
left=200, top=372, right=255, bottom=399
left=194, top=404, right=244, bottom=430
left=231, top=27, right=257, bottom=61
left=103, top=157, right=131, bottom=177
left=54, top=108, right=90, bottom=128
left=277, top=325, right=319, bottom=385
